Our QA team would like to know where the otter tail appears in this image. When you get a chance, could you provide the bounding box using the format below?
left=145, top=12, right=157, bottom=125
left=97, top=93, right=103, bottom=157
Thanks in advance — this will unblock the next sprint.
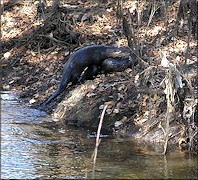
left=44, top=73, right=70, bottom=104
left=44, top=87, right=62, bottom=104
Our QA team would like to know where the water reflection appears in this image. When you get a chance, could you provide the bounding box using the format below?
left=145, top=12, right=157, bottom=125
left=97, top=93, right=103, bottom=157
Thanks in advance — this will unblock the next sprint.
left=1, top=92, right=197, bottom=179
left=87, top=139, right=198, bottom=179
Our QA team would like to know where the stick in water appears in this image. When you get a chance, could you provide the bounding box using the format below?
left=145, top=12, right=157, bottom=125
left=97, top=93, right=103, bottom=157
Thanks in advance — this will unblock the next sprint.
left=92, top=104, right=108, bottom=178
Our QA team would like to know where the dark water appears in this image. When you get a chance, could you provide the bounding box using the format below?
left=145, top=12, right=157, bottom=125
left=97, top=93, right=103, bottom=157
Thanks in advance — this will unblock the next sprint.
left=1, top=92, right=198, bottom=179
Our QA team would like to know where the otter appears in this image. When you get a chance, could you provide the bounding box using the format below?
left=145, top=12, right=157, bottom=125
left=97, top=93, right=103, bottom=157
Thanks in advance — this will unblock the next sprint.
left=44, top=45, right=131, bottom=104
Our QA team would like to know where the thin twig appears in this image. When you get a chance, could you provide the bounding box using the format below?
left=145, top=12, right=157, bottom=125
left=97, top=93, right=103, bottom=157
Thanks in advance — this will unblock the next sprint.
left=91, top=104, right=108, bottom=179
left=184, top=20, right=191, bottom=65
left=39, top=34, right=71, bottom=45
left=127, top=46, right=149, bottom=66
left=147, top=0, right=157, bottom=27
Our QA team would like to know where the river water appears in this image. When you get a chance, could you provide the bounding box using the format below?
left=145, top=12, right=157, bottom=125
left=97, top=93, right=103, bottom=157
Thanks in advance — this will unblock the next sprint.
left=1, top=91, right=197, bottom=179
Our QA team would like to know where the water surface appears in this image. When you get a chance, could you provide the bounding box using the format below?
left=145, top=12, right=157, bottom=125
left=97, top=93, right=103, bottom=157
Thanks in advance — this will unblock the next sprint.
left=1, top=92, right=197, bottom=179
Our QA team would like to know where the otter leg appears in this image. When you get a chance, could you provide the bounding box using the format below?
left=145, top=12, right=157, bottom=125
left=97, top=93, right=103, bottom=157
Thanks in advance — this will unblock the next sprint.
left=78, top=65, right=99, bottom=83
left=71, top=71, right=83, bottom=85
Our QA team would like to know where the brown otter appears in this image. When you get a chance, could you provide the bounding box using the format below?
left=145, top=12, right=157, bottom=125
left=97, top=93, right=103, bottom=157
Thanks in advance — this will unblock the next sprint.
left=44, top=45, right=130, bottom=104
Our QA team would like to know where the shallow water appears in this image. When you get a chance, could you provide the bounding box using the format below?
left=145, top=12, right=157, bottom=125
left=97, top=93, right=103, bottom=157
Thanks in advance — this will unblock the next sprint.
left=1, top=91, right=197, bottom=179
